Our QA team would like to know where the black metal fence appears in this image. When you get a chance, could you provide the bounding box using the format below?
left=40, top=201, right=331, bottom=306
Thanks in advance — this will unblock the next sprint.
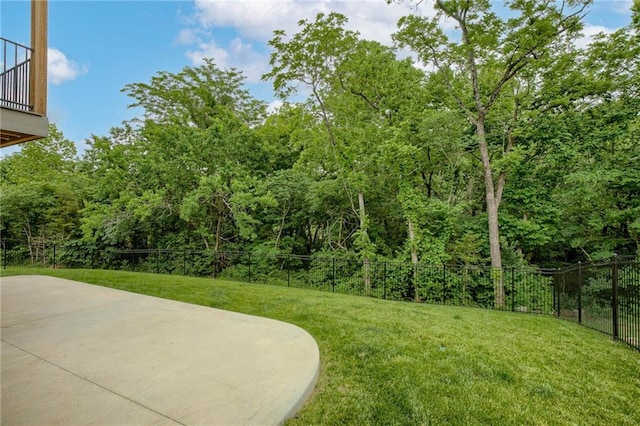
left=2, top=244, right=555, bottom=312
left=554, top=256, right=639, bottom=351
left=1, top=37, right=33, bottom=111
left=2, top=243, right=637, bottom=350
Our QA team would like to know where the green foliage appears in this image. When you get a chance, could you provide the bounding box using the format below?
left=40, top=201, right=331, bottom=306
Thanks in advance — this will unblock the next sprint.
left=123, top=58, right=266, bottom=128
left=0, top=124, right=84, bottom=259
left=57, top=240, right=97, bottom=269
left=2, top=2, right=638, bottom=269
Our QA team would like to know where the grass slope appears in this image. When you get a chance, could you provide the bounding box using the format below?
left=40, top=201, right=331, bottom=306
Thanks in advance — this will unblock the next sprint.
left=3, top=268, right=640, bottom=425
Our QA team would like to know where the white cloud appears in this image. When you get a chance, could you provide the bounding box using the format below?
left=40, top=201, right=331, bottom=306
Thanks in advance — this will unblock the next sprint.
left=574, top=25, right=616, bottom=49
left=186, top=37, right=269, bottom=83
left=48, top=48, right=88, bottom=85
left=179, top=1, right=439, bottom=86
left=267, top=99, right=283, bottom=114
left=175, top=28, right=200, bottom=45
left=192, top=0, right=437, bottom=45
left=612, top=0, right=633, bottom=14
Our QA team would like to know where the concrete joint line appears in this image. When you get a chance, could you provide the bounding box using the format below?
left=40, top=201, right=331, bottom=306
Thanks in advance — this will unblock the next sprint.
left=1, top=339, right=186, bottom=426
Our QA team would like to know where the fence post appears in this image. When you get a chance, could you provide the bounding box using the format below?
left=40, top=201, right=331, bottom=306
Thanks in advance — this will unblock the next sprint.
left=212, top=251, right=217, bottom=279
left=332, top=257, right=336, bottom=292
left=248, top=252, right=252, bottom=283
left=53, top=244, right=56, bottom=268
left=383, top=262, right=387, bottom=300
left=412, top=263, right=418, bottom=303
left=612, top=255, right=619, bottom=340
left=577, top=262, right=582, bottom=324
left=442, top=264, right=447, bottom=305
left=183, top=250, right=186, bottom=276
left=511, top=267, right=515, bottom=312
left=3, top=241, right=7, bottom=270
left=553, top=269, right=558, bottom=317
left=156, top=249, right=160, bottom=274
left=287, top=255, right=290, bottom=287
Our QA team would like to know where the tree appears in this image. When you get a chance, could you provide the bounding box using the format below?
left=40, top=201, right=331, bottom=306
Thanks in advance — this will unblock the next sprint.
left=265, top=13, right=437, bottom=293
left=550, top=8, right=640, bottom=259
left=0, top=124, right=84, bottom=262
left=122, top=58, right=266, bottom=128
left=264, top=13, right=378, bottom=291
left=82, top=61, right=272, bottom=251
left=393, top=0, right=589, bottom=306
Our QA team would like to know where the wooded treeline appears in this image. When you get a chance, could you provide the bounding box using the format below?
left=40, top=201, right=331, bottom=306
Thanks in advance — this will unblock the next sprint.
left=2, top=1, right=639, bottom=279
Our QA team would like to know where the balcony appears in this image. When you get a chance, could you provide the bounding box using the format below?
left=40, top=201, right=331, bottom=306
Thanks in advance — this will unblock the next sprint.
left=0, top=1, right=49, bottom=148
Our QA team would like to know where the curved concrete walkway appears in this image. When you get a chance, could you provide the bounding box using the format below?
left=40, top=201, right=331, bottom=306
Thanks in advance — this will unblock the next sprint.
left=1, top=275, right=319, bottom=425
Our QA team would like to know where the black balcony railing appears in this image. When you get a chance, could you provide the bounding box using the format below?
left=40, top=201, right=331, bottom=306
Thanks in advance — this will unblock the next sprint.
left=1, top=37, right=33, bottom=111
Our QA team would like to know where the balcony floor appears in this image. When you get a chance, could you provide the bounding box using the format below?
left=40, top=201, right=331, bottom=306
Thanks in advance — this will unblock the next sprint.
left=1, top=106, right=49, bottom=148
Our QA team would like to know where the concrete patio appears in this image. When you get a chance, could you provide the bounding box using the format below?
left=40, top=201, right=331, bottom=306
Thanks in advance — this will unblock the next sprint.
left=0, top=275, right=319, bottom=425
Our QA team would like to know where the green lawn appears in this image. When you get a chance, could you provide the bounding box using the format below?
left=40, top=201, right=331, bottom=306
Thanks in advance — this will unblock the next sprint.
left=3, top=268, right=639, bottom=425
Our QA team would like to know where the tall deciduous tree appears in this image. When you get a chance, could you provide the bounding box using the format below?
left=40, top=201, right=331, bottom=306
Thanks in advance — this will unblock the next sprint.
left=265, top=13, right=434, bottom=293
left=122, top=58, right=266, bottom=128
left=393, top=0, right=589, bottom=306
left=264, top=13, right=377, bottom=291
left=82, top=60, right=272, bottom=251
left=0, top=124, right=83, bottom=262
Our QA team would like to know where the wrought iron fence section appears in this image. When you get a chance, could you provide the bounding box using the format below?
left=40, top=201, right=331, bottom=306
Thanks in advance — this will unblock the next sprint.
left=1, top=244, right=553, bottom=311
left=554, top=256, right=639, bottom=350
left=3, top=242, right=636, bottom=350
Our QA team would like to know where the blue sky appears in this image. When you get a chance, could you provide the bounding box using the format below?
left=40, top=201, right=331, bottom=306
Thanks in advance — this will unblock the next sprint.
left=1, top=0, right=634, bottom=155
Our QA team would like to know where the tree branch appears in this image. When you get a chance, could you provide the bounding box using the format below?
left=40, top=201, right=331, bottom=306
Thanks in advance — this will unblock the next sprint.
left=336, top=72, right=379, bottom=111
left=438, top=0, right=486, bottom=116
left=422, top=39, right=477, bottom=124
left=486, top=2, right=590, bottom=110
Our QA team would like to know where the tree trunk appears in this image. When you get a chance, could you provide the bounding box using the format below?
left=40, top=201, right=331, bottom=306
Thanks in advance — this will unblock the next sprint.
left=358, top=191, right=371, bottom=295
left=24, top=225, right=34, bottom=264
left=275, top=205, right=289, bottom=249
left=476, top=117, right=505, bottom=307
left=214, top=211, right=223, bottom=252
left=408, top=218, right=420, bottom=302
